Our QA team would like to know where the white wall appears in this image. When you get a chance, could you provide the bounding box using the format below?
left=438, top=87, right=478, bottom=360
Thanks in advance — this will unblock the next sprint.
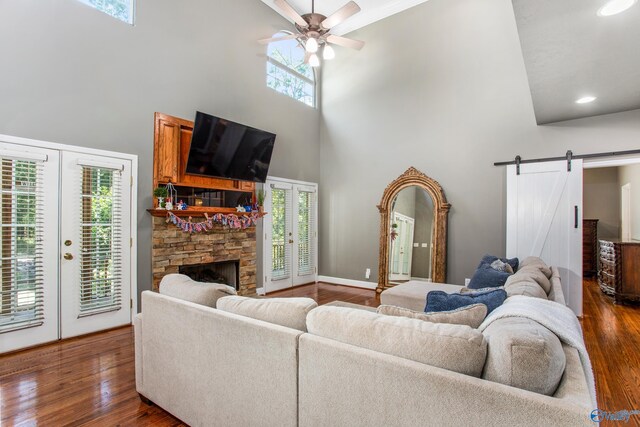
left=584, top=168, right=620, bottom=239
left=619, top=163, right=640, bottom=241
left=319, top=0, right=640, bottom=284
left=0, top=0, right=321, bottom=304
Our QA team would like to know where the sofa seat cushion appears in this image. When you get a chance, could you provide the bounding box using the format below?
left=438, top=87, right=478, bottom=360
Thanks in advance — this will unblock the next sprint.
left=425, top=289, right=507, bottom=314
left=519, top=256, right=552, bottom=279
left=306, top=306, right=487, bottom=377
left=217, top=296, right=317, bottom=332
left=482, top=317, right=566, bottom=396
left=159, top=274, right=236, bottom=308
left=377, top=304, right=487, bottom=329
left=380, top=281, right=464, bottom=312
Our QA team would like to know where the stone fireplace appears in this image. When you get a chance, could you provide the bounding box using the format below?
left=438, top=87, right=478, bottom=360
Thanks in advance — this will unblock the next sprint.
left=151, top=216, right=257, bottom=296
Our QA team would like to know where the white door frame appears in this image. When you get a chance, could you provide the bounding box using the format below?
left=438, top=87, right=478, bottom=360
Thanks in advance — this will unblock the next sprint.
left=0, top=133, right=139, bottom=320
left=621, top=183, right=631, bottom=241
left=263, top=176, right=318, bottom=293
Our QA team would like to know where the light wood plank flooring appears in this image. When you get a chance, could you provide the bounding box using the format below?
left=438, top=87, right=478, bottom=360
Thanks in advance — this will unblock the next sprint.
left=1, top=280, right=639, bottom=426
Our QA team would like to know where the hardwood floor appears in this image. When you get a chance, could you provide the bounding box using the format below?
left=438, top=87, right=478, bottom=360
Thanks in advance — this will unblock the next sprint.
left=1, top=280, right=639, bottom=426
left=581, top=277, right=640, bottom=421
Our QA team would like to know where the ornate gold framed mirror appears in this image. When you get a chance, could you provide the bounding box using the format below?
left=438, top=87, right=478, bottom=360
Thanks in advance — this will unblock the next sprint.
left=376, top=167, right=451, bottom=294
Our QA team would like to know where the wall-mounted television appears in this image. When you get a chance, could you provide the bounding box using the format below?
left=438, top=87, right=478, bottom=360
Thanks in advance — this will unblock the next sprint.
left=185, top=111, right=276, bottom=183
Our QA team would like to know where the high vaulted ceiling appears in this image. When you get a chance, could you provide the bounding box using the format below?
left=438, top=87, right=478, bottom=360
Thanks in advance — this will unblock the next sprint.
left=261, top=0, right=428, bottom=35
left=512, top=0, right=640, bottom=124
left=262, top=0, right=640, bottom=125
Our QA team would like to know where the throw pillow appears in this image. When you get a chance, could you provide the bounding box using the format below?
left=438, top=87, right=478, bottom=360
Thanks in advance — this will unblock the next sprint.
left=468, top=263, right=512, bottom=289
left=377, top=304, right=488, bottom=329
left=216, top=296, right=317, bottom=331
left=425, top=289, right=507, bottom=314
left=490, top=259, right=514, bottom=274
left=480, top=254, right=519, bottom=271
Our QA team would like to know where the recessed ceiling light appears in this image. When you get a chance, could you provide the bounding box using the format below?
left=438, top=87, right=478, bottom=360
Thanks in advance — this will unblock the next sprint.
left=598, top=0, right=637, bottom=16
left=576, top=96, right=597, bottom=104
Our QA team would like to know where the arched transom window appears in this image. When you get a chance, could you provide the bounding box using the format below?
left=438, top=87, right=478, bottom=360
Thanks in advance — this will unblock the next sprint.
left=267, top=32, right=315, bottom=107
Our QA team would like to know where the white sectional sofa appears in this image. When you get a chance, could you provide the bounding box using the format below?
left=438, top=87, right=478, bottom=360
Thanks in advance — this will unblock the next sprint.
left=135, top=263, right=595, bottom=427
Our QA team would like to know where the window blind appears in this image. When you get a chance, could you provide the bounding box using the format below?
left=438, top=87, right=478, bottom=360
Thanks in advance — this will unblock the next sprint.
left=297, top=190, right=316, bottom=276
left=0, top=157, right=45, bottom=333
left=78, top=166, right=123, bottom=316
left=271, top=185, right=292, bottom=280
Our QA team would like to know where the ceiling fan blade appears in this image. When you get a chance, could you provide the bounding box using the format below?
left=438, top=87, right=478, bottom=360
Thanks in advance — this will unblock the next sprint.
left=321, top=1, right=361, bottom=29
left=258, top=33, right=300, bottom=44
left=274, top=0, right=308, bottom=28
left=326, top=34, right=365, bottom=50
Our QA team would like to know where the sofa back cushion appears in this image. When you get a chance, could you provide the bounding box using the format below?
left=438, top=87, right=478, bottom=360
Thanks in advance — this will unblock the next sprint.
left=306, top=306, right=487, bottom=377
left=504, top=270, right=549, bottom=300
left=217, top=296, right=317, bottom=332
left=482, top=317, right=566, bottom=396
left=518, top=256, right=552, bottom=279
left=377, top=304, right=487, bottom=329
left=159, top=274, right=236, bottom=308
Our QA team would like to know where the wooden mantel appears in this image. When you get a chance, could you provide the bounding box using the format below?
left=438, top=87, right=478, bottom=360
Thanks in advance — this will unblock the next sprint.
left=147, top=208, right=265, bottom=218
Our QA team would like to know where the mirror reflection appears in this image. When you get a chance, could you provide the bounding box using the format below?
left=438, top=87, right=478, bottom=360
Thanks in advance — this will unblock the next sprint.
left=389, top=186, right=435, bottom=284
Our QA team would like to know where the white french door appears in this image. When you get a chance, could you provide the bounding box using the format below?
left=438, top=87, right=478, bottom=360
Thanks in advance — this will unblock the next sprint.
left=389, top=212, right=415, bottom=281
left=506, top=160, right=583, bottom=315
left=264, top=178, right=317, bottom=292
left=0, top=144, right=60, bottom=353
left=60, top=152, right=132, bottom=338
left=0, top=135, right=136, bottom=353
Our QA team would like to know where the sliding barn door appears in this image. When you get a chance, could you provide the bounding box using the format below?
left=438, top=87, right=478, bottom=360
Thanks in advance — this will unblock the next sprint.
left=0, top=144, right=59, bottom=353
left=59, top=152, right=132, bottom=338
left=506, top=160, right=583, bottom=315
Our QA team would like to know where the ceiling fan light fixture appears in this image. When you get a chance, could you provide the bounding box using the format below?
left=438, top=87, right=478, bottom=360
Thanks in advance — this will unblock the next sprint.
left=598, top=0, right=637, bottom=16
left=309, top=53, right=320, bottom=67
left=323, top=44, right=335, bottom=60
left=305, top=37, right=319, bottom=53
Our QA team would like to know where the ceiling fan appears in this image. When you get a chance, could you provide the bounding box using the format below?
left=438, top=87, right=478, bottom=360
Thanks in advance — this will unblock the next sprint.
left=259, top=0, right=365, bottom=67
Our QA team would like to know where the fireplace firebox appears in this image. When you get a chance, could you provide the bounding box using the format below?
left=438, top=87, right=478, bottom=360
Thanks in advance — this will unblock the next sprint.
left=179, top=260, right=240, bottom=291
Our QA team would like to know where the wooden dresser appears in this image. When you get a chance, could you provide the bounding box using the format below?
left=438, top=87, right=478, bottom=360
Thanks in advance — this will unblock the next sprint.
left=598, top=238, right=640, bottom=304
left=583, top=219, right=599, bottom=277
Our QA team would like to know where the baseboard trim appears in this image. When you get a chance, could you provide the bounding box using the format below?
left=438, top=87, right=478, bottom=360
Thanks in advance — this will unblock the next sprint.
left=256, top=287, right=265, bottom=295
left=317, top=275, right=377, bottom=290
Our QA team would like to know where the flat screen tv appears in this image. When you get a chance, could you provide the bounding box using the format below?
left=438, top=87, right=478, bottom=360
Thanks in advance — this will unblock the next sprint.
left=185, top=111, right=276, bottom=183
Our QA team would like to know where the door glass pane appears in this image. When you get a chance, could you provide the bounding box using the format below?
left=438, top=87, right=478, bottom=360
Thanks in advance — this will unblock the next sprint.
left=297, top=191, right=314, bottom=275
left=271, top=188, right=289, bottom=279
left=0, top=159, right=44, bottom=332
left=79, top=167, right=122, bottom=315
left=402, top=222, right=413, bottom=275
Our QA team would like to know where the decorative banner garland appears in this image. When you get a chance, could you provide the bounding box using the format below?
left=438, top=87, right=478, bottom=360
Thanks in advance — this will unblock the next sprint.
left=166, top=211, right=263, bottom=233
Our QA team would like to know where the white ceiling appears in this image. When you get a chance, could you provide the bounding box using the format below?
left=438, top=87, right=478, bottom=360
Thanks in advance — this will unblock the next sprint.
left=261, top=0, right=429, bottom=35
left=512, top=0, right=640, bottom=124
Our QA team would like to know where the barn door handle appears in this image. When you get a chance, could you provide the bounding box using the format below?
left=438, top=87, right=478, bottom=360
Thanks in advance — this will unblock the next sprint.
left=574, top=206, right=579, bottom=229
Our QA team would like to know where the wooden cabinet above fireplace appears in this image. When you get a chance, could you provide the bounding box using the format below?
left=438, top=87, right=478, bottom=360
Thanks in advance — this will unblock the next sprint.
left=153, top=112, right=256, bottom=193
left=152, top=112, right=256, bottom=212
